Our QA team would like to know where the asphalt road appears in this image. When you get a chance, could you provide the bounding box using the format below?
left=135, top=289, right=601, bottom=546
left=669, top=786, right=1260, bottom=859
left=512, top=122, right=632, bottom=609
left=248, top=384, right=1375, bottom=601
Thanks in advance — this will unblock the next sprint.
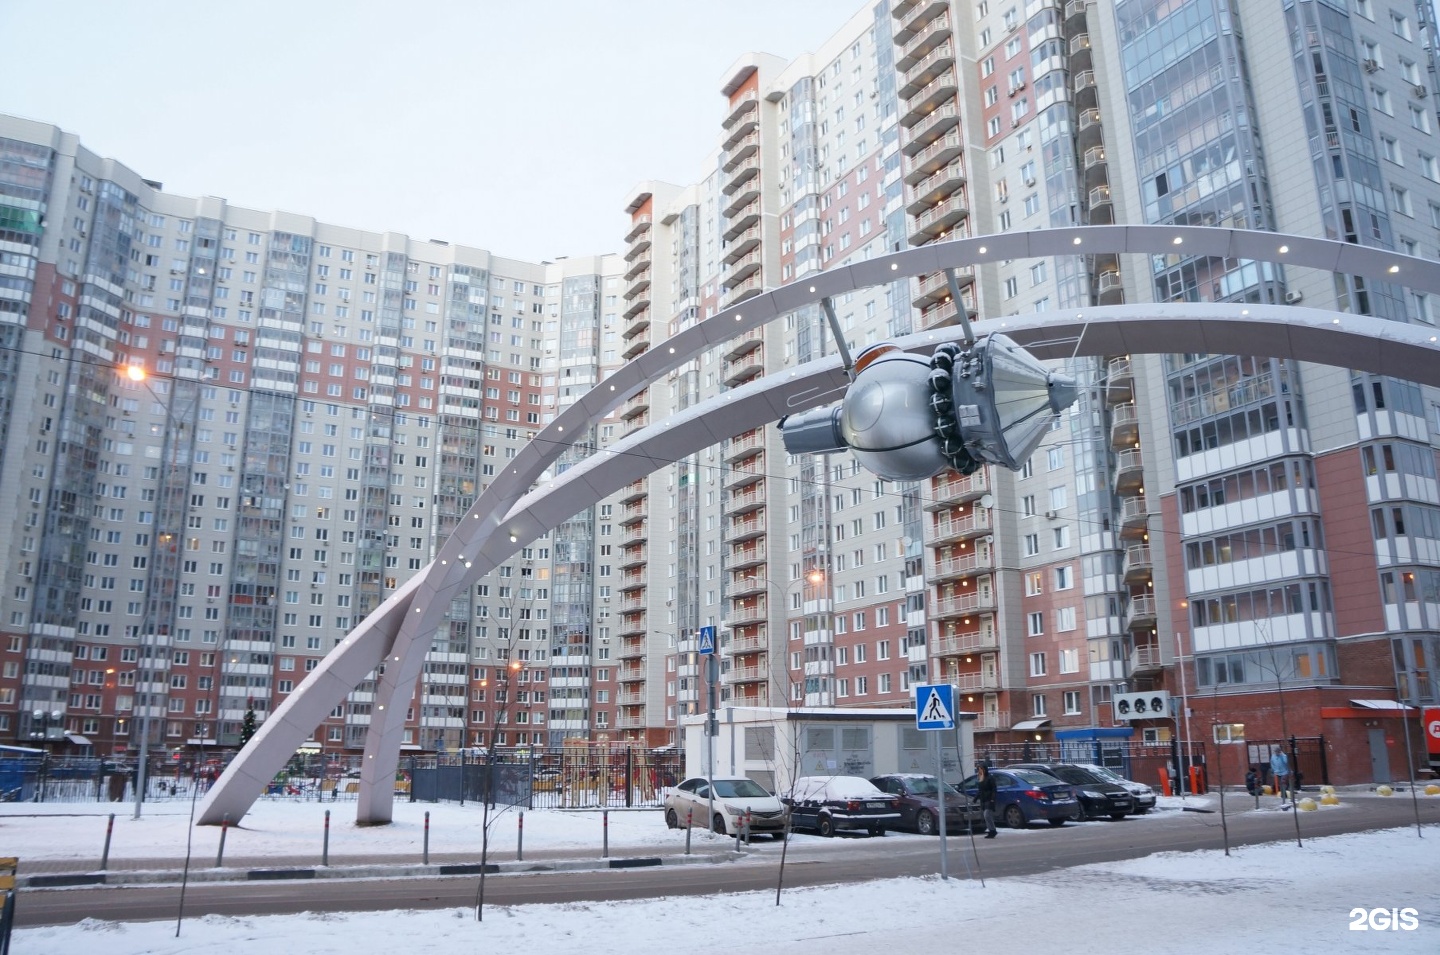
left=15, top=796, right=1437, bottom=927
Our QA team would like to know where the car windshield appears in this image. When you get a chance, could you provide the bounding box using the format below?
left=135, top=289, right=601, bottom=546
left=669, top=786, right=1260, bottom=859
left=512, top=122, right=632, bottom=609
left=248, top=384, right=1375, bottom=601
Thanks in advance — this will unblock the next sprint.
left=903, top=776, right=963, bottom=798
left=1049, top=766, right=1099, bottom=784
left=1085, top=765, right=1127, bottom=784
left=1010, top=769, right=1064, bottom=787
left=712, top=779, right=771, bottom=799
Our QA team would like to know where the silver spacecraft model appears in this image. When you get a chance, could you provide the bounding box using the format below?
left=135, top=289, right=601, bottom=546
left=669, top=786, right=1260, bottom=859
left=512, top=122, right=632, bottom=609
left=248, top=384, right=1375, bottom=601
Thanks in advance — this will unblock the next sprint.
left=780, top=333, right=1078, bottom=481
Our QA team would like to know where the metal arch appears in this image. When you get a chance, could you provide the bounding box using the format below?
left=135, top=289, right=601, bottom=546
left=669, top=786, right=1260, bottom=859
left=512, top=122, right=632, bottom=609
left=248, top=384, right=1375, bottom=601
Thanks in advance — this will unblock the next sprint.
left=196, top=226, right=1440, bottom=826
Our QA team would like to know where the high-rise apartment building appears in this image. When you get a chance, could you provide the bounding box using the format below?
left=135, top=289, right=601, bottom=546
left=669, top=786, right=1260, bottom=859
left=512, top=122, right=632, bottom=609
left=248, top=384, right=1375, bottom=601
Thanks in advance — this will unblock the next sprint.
left=3, top=0, right=1438, bottom=785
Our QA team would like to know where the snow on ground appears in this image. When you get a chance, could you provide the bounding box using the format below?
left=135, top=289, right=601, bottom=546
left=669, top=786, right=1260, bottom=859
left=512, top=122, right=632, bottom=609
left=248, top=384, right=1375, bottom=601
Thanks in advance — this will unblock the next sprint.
left=5, top=794, right=1437, bottom=954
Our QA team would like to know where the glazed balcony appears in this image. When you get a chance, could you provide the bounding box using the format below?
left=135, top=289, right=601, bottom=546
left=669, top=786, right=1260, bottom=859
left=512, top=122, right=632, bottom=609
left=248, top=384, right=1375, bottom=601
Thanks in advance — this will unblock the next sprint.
left=1110, top=401, right=1139, bottom=449
left=928, top=468, right=989, bottom=509
left=904, top=131, right=965, bottom=184
left=1114, top=447, right=1144, bottom=494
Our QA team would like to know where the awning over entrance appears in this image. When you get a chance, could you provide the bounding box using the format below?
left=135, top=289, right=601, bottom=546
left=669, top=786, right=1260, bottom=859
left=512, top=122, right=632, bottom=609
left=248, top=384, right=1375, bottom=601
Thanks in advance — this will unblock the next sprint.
left=1012, top=718, right=1052, bottom=731
left=65, top=734, right=91, bottom=745
left=1349, top=699, right=1416, bottom=711
left=296, top=743, right=322, bottom=753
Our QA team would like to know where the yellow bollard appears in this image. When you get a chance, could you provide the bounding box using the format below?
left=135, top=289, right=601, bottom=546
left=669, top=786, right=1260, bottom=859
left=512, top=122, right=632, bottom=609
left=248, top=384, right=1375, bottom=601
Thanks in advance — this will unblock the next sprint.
left=1320, top=784, right=1335, bottom=795
left=1297, top=797, right=1318, bottom=811
left=1320, top=792, right=1340, bottom=806
left=1262, top=785, right=1274, bottom=796
left=1425, top=783, right=1440, bottom=796
left=1377, top=784, right=1394, bottom=796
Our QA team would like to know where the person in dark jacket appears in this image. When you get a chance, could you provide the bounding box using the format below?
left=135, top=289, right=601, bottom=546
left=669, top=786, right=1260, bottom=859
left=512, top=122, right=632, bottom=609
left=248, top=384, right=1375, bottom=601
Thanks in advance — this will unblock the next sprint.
left=1245, top=766, right=1259, bottom=796
left=976, top=763, right=999, bottom=838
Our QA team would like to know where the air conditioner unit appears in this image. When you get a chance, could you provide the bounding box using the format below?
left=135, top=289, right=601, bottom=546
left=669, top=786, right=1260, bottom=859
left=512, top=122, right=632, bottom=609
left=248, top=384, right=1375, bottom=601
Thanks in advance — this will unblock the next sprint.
left=1025, top=177, right=1037, bottom=187
left=1044, top=510, right=1058, bottom=519
left=998, top=194, right=1008, bottom=203
left=1414, top=85, right=1428, bottom=98
left=1363, top=59, right=1379, bottom=73
left=1284, top=289, right=1304, bottom=304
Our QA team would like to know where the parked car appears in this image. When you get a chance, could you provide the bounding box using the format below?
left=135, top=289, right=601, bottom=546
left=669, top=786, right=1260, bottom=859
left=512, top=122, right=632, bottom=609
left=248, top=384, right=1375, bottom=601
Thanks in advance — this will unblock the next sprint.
left=1008, top=762, right=1135, bottom=820
left=782, top=775, right=901, bottom=837
left=1074, top=763, right=1157, bottom=814
left=870, top=773, right=982, bottom=835
left=663, top=775, right=787, bottom=837
left=959, top=767, right=1076, bottom=828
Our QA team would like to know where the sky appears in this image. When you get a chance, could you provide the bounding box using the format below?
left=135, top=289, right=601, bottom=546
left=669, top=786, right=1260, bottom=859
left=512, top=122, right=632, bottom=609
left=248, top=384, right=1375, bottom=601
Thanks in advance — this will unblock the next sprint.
left=3, top=0, right=868, bottom=262
left=5, top=793, right=1436, bottom=953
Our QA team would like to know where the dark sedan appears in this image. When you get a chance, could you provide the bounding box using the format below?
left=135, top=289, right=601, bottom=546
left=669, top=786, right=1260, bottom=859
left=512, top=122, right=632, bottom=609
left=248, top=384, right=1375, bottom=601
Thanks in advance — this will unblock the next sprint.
left=870, top=773, right=982, bottom=835
left=783, top=775, right=901, bottom=837
left=1009, top=762, right=1135, bottom=820
left=959, top=768, right=1076, bottom=828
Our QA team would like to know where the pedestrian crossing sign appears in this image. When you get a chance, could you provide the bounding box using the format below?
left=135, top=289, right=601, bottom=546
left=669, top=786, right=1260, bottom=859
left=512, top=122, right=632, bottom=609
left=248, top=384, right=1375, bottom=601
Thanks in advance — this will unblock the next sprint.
left=915, top=683, right=955, bottom=731
left=698, top=626, right=715, bottom=655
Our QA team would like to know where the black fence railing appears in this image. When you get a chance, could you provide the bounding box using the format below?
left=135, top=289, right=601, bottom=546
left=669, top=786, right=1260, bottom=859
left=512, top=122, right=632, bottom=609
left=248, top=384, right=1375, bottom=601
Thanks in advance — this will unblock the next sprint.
left=405, top=748, right=684, bottom=809
left=976, top=738, right=1213, bottom=792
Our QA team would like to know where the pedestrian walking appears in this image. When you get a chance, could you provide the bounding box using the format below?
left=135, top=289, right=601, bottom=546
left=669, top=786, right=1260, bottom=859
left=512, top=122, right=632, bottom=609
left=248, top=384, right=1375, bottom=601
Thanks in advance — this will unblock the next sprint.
left=977, top=763, right=999, bottom=838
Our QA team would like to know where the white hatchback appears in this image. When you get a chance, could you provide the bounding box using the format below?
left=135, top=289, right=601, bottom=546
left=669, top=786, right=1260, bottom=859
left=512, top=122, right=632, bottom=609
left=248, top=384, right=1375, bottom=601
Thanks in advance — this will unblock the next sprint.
left=664, top=775, right=787, bottom=837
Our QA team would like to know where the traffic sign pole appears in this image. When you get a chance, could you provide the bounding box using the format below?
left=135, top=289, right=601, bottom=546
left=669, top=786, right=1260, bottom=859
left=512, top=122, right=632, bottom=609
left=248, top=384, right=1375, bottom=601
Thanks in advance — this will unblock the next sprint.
left=914, top=683, right=956, bottom=882
left=700, top=627, right=717, bottom=834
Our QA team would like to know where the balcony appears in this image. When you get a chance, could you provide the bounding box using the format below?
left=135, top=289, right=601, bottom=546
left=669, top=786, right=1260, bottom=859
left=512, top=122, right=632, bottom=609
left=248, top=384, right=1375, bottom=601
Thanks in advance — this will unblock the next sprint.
left=729, top=574, right=768, bottom=598
left=1114, top=447, right=1144, bottom=493
left=722, top=351, right=764, bottom=387
left=1069, top=32, right=1092, bottom=61
left=952, top=671, right=1001, bottom=691
left=618, top=545, right=648, bottom=571
left=1125, top=594, right=1157, bottom=630
left=620, top=391, right=650, bottom=420
left=918, top=297, right=973, bottom=330
left=624, top=215, right=652, bottom=243
left=724, top=273, right=764, bottom=307
left=723, top=226, right=762, bottom=264
left=1106, top=357, right=1134, bottom=404
left=727, top=598, right=769, bottom=628
left=907, top=161, right=967, bottom=215
left=900, top=70, right=959, bottom=128
left=729, top=484, right=766, bottom=514
left=909, top=194, right=970, bottom=243
left=913, top=267, right=976, bottom=310
left=929, top=550, right=994, bottom=583
left=1097, top=268, right=1124, bottom=305
left=1119, top=496, right=1150, bottom=539
left=624, top=233, right=651, bottom=262
left=724, top=327, right=764, bottom=361
left=618, top=663, right=646, bottom=683
left=1123, top=544, right=1153, bottom=584
left=898, top=13, right=951, bottom=65
left=1110, top=401, right=1138, bottom=449
left=617, top=689, right=646, bottom=707
left=729, top=511, right=766, bottom=541
left=725, top=665, right=769, bottom=685
left=722, top=91, right=759, bottom=130
left=928, top=468, right=988, bottom=508
left=730, top=542, right=767, bottom=571
left=723, top=132, right=760, bottom=172
left=727, top=248, right=763, bottom=285
left=618, top=479, right=647, bottom=505
left=727, top=466, right=765, bottom=497
left=932, top=508, right=992, bottom=543
left=1130, top=643, right=1164, bottom=676
left=618, top=501, right=647, bottom=526
left=726, top=428, right=765, bottom=462
left=1077, top=107, right=1103, bottom=144
left=618, top=641, right=646, bottom=662
left=621, top=521, right=649, bottom=546
left=725, top=630, right=768, bottom=655
left=898, top=41, right=955, bottom=99
left=893, top=0, right=947, bottom=43
left=932, top=628, right=999, bottom=656
left=722, top=110, right=758, bottom=150
left=901, top=103, right=960, bottom=150
left=622, top=292, right=650, bottom=319
left=1083, top=145, right=1108, bottom=182
left=723, top=198, right=762, bottom=241
left=623, top=268, right=651, bottom=301
left=722, top=158, right=761, bottom=197
left=904, top=131, right=965, bottom=183
left=1065, top=0, right=1089, bottom=24
left=723, top=180, right=762, bottom=220
left=1087, top=184, right=1113, bottom=224
left=931, top=590, right=998, bottom=619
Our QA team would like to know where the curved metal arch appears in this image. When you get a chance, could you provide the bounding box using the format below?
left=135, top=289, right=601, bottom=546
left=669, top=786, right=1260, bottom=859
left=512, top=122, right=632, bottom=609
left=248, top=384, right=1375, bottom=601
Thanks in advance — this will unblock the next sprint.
left=197, top=226, right=1440, bottom=825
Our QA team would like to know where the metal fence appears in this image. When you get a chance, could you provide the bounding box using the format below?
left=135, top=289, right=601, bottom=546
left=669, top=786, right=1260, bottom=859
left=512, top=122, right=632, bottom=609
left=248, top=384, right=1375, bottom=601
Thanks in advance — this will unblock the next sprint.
left=405, top=748, right=684, bottom=809
left=976, top=738, right=1213, bottom=792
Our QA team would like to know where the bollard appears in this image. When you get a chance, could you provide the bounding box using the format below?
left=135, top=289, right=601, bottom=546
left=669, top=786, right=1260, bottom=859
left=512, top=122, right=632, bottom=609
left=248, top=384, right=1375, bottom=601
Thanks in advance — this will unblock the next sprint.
left=517, top=811, right=524, bottom=862
left=744, top=810, right=752, bottom=846
left=216, top=814, right=229, bottom=867
left=323, top=809, right=331, bottom=866
left=603, top=809, right=609, bottom=859
left=100, top=814, right=115, bottom=871
left=423, top=810, right=430, bottom=866
left=685, top=808, right=692, bottom=855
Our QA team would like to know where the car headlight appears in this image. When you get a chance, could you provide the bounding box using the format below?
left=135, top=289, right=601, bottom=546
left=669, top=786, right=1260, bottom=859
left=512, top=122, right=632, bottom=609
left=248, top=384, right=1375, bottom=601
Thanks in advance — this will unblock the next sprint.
left=1081, top=790, right=1105, bottom=799
left=722, top=803, right=745, bottom=816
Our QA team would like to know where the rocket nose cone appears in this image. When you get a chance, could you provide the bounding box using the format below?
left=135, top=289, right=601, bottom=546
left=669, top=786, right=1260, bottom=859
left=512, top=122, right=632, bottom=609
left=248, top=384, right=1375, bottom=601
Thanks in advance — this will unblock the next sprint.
left=1047, top=373, right=1079, bottom=414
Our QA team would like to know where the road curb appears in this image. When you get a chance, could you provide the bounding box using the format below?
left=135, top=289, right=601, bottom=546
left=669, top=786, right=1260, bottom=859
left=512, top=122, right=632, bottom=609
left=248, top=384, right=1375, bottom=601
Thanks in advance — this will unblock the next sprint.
left=16, top=851, right=740, bottom=889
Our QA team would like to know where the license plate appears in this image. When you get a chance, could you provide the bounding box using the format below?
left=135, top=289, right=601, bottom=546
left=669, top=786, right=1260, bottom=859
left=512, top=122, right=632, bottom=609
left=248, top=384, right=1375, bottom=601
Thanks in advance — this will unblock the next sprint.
left=866, top=801, right=887, bottom=809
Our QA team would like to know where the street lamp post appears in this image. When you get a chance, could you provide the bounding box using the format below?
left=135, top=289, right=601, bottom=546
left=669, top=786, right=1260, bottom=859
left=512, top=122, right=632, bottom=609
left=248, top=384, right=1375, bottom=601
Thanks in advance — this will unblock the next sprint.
left=1394, top=666, right=1425, bottom=837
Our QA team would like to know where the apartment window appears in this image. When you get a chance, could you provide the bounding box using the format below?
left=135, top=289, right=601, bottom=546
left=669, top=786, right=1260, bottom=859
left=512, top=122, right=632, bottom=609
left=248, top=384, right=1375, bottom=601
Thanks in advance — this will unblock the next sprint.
left=1059, top=648, right=1080, bottom=674
left=1374, top=87, right=1392, bottom=114
left=1049, top=486, right=1067, bottom=510
left=1054, top=566, right=1073, bottom=590
left=1391, top=12, right=1411, bottom=39
left=1004, top=277, right=1019, bottom=299
left=1053, top=526, right=1069, bottom=549
left=1392, top=186, right=1414, bottom=216
left=1029, top=651, right=1047, bottom=676
left=1381, top=135, right=1401, bottom=164
left=1056, top=606, right=1077, bottom=631
left=877, top=639, right=891, bottom=661
left=1410, top=105, right=1431, bottom=133
left=1025, top=572, right=1043, bottom=596
left=1031, top=694, right=1047, bottom=717
left=1063, top=690, right=1082, bottom=715
left=1420, top=153, right=1439, bottom=181
left=987, top=116, right=1002, bottom=139
left=1023, top=533, right=1040, bottom=556
left=1021, top=494, right=1036, bottom=517
left=1027, top=611, right=1044, bottom=636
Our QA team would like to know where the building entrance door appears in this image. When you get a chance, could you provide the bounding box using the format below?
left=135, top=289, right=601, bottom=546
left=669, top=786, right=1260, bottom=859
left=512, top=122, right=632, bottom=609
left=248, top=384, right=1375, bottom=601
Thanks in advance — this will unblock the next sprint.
left=1368, top=727, right=1390, bottom=783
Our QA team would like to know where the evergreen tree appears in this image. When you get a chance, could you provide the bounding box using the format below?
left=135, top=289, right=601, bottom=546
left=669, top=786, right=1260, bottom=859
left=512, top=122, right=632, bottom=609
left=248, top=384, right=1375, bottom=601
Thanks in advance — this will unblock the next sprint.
left=239, top=706, right=258, bottom=748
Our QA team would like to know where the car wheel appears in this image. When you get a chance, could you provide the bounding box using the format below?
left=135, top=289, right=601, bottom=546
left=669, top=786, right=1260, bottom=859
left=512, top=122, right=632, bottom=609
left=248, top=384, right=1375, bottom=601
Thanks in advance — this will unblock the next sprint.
left=665, top=808, right=679, bottom=830
left=868, top=826, right=884, bottom=837
left=1134, top=807, right=1150, bottom=815
left=1109, top=812, right=1128, bottom=821
left=916, top=810, right=936, bottom=836
left=818, top=814, right=836, bottom=838
left=1048, top=818, right=1067, bottom=827
left=1070, top=803, right=1085, bottom=822
left=1004, top=804, right=1027, bottom=829
left=712, top=813, right=728, bottom=835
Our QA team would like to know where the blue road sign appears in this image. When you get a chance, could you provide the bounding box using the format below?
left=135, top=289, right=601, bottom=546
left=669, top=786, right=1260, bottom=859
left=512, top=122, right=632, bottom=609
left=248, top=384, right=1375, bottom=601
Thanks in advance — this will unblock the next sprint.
left=698, top=625, right=715, bottom=655
left=915, top=683, right=955, bottom=731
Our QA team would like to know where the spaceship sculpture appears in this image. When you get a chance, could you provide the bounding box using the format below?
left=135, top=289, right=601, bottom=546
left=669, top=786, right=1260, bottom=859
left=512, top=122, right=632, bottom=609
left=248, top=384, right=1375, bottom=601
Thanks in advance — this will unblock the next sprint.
left=780, top=333, right=1078, bottom=481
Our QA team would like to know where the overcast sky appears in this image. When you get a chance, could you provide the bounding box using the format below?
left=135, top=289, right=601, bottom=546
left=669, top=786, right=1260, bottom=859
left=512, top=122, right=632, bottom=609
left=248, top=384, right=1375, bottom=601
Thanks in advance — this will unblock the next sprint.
left=4, top=0, right=866, bottom=262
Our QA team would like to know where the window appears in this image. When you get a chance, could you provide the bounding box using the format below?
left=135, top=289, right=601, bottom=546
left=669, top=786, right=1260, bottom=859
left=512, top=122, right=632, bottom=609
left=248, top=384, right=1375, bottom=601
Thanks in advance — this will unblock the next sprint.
left=1025, top=572, right=1043, bottom=596
left=1410, top=105, right=1431, bottom=133
left=1027, top=611, right=1044, bottom=636
left=1031, top=694, right=1047, bottom=716
left=1392, top=186, right=1414, bottom=216
left=1003, top=277, right=1019, bottom=299
left=1023, top=533, right=1040, bottom=556
left=1029, top=651, right=1047, bottom=676
left=1063, top=690, right=1082, bottom=715
left=1054, top=566, right=1073, bottom=590
left=1053, top=526, right=1070, bottom=549
left=1059, top=648, right=1079, bottom=674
